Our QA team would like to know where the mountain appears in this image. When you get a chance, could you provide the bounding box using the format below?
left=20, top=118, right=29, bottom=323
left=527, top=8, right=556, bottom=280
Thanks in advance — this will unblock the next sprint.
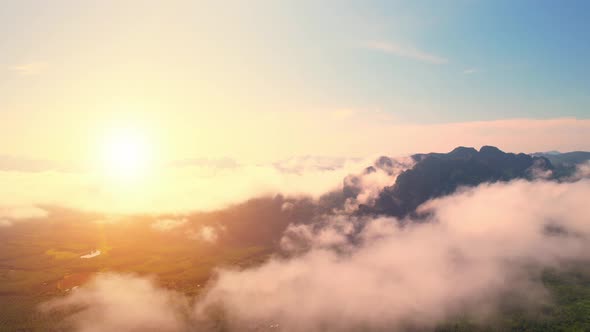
left=532, top=151, right=590, bottom=178
left=361, top=146, right=553, bottom=217
left=532, top=151, right=590, bottom=165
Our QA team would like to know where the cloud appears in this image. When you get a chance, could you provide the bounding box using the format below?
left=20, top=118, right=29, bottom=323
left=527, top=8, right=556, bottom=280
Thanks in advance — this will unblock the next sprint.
left=151, top=218, right=188, bottom=231
left=0, top=204, right=48, bottom=227
left=328, top=108, right=357, bottom=120
left=281, top=201, right=295, bottom=211
left=0, top=155, right=65, bottom=172
left=193, top=179, right=590, bottom=331
left=339, top=155, right=415, bottom=213
left=395, top=118, right=590, bottom=156
left=40, top=179, right=590, bottom=331
left=156, top=112, right=589, bottom=163
left=528, top=157, right=554, bottom=180
left=0, top=117, right=588, bottom=217
left=9, top=62, right=47, bottom=75
left=570, top=161, right=590, bottom=181
left=170, top=157, right=239, bottom=169
left=0, top=157, right=376, bottom=216
left=272, top=156, right=362, bottom=174
left=365, top=40, right=448, bottom=64
left=40, top=274, right=191, bottom=332
left=186, top=226, right=219, bottom=243
left=463, top=68, right=480, bottom=74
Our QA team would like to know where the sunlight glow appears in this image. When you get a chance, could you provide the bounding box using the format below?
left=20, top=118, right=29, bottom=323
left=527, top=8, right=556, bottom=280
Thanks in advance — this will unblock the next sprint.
left=100, top=127, right=152, bottom=180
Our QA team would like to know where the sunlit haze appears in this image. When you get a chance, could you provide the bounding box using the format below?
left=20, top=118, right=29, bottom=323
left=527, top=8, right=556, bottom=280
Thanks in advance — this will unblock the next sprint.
left=99, top=126, right=153, bottom=180
left=1, top=1, right=590, bottom=331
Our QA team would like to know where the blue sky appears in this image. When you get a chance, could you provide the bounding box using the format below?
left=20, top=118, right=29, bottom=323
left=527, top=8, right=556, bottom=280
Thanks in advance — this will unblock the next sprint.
left=0, top=0, right=589, bottom=214
left=1, top=0, right=589, bottom=122
left=267, top=0, right=590, bottom=122
left=0, top=1, right=589, bottom=162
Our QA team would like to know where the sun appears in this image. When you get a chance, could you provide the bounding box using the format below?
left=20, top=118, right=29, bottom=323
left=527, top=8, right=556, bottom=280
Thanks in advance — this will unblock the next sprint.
left=100, top=127, right=151, bottom=180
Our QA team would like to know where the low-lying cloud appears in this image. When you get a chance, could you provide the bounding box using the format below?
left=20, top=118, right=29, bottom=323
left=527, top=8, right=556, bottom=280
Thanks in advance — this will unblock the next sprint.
left=9, top=61, right=48, bottom=75
left=0, top=204, right=48, bottom=226
left=40, top=274, right=191, bottom=332
left=1, top=116, right=589, bottom=217
left=42, top=179, right=590, bottom=331
left=365, top=40, right=448, bottom=64
left=0, top=157, right=378, bottom=217
left=151, top=218, right=188, bottom=231
left=186, top=226, right=221, bottom=243
left=571, top=161, right=590, bottom=181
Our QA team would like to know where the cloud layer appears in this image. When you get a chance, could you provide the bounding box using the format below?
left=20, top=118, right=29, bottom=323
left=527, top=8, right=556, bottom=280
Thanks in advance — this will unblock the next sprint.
left=42, top=179, right=590, bottom=331
left=41, top=274, right=190, bottom=332
left=9, top=62, right=47, bottom=75
left=0, top=204, right=48, bottom=227
left=0, top=157, right=374, bottom=216
left=1, top=117, right=588, bottom=218
left=365, top=41, right=448, bottom=64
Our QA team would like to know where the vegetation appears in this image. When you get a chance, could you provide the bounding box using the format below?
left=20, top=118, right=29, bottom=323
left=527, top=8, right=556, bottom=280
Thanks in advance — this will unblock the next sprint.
left=0, top=215, right=273, bottom=331
left=435, top=266, right=590, bottom=332
left=1, top=167, right=590, bottom=331
left=2, top=214, right=590, bottom=331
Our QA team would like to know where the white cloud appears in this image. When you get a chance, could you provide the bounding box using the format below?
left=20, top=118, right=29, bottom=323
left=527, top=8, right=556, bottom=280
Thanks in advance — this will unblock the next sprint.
left=186, top=225, right=219, bottom=243
left=365, top=40, right=448, bottom=64
left=0, top=204, right=48, bottom=227
left=0, top=117, right=588, bottom=217
left=40, top=180, right=590, bottom=331
left=463, top=68, right=480, bottom=74
left=40, top=274, right=190, bottom=332
left=0, top=157, right=374, bottom=216
left=194, top=179, right=590, bottom=331
left=9, top=62, right=47, bottom=75
left=151, top=218, right=188, bottom=231
left=0, top=155, right=63, bottom=172
left=570, top=161, right=590, bottom=181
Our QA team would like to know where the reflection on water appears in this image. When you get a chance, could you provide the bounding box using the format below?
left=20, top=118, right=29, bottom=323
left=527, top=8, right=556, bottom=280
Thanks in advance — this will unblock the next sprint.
left=80, top=250, right=101, bottom=259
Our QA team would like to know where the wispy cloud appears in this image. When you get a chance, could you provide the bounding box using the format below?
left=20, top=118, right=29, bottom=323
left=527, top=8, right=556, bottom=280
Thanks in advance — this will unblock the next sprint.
left=9, top=62, right=47, bottom=75
left=151, top=218, right=188, bottom=231
left=463, top=68, right=481, bottom=74
left=365, top=41, right=448, bottom=64
left=0, top=204, right=48, bottom=227
left=0, top=117, right=588, bottom=216
left=41, top=179, right=590, bottom=331
left=186, top=226, right=220, bottom=243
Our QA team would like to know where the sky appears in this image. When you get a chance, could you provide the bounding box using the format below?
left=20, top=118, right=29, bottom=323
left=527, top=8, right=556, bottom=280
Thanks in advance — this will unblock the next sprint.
left=1, top=0, right=589, bottom=167
left=3, top=2, right=590, bottom=328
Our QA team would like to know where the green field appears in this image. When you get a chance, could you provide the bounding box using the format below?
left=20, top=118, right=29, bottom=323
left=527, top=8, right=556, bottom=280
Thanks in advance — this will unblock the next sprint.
left=435, top=266, right=590, bottom=332
left=0, top=215, right=273, bottom=331
left=2, top=204, right=590, bottom=331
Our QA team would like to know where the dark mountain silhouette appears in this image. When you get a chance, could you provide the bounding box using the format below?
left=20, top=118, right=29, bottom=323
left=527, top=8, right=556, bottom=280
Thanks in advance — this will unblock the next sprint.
left=532, top=151, right=590, bottom=178
left=361, top=146, right=553, bottom=218
left=532, top=151, right=590, bottom=165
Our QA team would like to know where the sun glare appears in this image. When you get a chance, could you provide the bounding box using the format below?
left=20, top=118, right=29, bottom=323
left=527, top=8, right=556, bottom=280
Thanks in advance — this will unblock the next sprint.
left=100, top=128, right=151, bottom=180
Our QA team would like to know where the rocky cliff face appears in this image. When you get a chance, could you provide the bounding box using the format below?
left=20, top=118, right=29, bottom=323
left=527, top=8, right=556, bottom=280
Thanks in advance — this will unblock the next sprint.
left=362, top=146, right=553, bottom=217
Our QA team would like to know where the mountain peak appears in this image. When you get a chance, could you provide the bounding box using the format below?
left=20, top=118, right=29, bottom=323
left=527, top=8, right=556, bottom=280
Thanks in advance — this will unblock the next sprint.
left=449, top=146, right=478, bottom=158
left=479, top=145, right=504, bottom=155
left=368, top=146, right=553, bottom=218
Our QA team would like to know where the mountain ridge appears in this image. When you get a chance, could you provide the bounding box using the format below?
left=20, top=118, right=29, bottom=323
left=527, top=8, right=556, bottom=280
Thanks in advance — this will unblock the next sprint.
left=359, top=146, right=557, bottom=217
